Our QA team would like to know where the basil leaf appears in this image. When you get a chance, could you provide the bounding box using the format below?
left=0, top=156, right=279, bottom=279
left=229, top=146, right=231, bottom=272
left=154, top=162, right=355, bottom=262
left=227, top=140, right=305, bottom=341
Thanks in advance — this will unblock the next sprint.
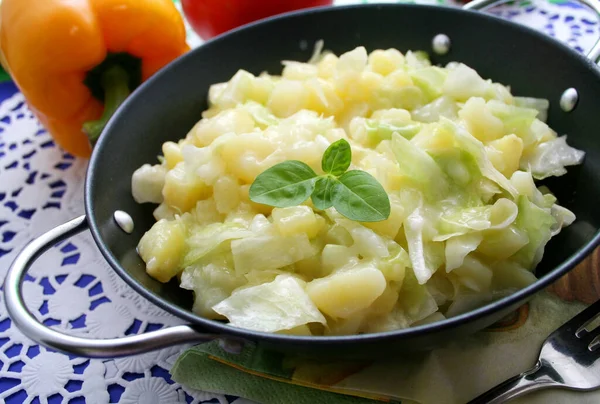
left=332, top=170, right=390, bottom=222
left=322, top=139, right=351, bottom=176
left=312, top=176, right=336, bottom=210
left=249, top=161, right=317, bottom=207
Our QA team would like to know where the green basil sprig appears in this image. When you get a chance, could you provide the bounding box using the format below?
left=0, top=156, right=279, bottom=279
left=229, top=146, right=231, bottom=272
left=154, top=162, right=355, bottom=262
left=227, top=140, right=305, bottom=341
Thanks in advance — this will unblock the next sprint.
left=249, top=139, right=390, bottom=222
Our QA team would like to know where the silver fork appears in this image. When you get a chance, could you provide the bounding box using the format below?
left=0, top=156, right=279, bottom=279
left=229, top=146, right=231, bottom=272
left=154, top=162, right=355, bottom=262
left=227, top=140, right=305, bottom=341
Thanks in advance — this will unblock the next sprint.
left=467, top=299, right=600, bottom=403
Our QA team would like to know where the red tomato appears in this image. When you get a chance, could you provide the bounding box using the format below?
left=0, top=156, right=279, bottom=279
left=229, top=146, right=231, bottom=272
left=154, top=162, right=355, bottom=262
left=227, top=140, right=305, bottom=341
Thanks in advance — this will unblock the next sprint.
left=181, top=0, right=334, bottom=39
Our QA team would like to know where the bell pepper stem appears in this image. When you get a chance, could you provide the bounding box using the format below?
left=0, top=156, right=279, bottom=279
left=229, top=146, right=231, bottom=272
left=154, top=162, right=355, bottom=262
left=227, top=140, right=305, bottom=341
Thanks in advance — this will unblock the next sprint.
left=83, top=65, right=131, bottom=142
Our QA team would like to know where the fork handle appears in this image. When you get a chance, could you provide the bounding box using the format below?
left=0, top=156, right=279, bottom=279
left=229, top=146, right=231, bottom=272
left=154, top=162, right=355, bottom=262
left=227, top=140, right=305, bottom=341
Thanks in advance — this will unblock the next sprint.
left=467, top=363, right=557, bottom=404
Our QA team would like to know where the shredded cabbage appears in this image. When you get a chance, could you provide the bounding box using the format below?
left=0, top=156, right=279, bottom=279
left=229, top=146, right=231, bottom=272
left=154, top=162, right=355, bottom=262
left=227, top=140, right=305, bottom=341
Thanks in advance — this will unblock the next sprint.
left=364, top=119, right=422, bottom=143
left=391, top=133, right=450, bottom=199
left=133, top=45, right=585, bottom=335
left=231, top=233, right=316, bottom=274
left=513, top=195, right=557, bottom=268
left=404, top=207, right=444, bottom=285
left=445, top=232, right=483, bottom=272
left=213, top=275, right=326, bottom=332
left=439, top=118, right=519, bottom=197
left=522, top=135, right=585, bottom=179
left=412, top=96, right=458, bottom=123
left=443, top=64, right=490, bottom=101
left=180, top=252, right=245, bottom=318
left=451, top=256, right=493, bottom=292
left=514, top=96, right=549, bottom=122
left=184, top=223, right=253, bottom=267
left=410, top=66, right=447, bottom=101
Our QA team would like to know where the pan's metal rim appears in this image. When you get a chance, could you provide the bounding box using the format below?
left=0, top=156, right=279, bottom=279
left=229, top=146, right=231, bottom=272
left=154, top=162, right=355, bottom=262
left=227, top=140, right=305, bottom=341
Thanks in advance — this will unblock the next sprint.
left=86, top=2, right=600, bottom=345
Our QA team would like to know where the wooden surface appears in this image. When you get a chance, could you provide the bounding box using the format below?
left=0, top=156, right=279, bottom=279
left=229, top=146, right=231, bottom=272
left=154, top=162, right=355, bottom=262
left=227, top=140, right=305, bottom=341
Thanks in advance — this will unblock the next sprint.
left=547, top=245, right=600, bottom=304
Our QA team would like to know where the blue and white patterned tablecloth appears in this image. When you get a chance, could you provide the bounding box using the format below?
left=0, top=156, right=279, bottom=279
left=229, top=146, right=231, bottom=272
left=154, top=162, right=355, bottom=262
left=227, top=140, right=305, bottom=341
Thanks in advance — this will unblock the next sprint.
left=0, top=0, right=599, bottom=403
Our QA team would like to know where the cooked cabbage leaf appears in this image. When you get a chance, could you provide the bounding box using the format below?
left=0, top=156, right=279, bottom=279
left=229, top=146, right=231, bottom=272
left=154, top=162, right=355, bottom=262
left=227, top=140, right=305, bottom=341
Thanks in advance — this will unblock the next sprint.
left=439, top=118, right=518, bottom=197
left=184, top=222, right=253, bottom=267
left=180, top=252, right=246, bottom=318
left=412, top=96, right=458, bottom=123
left=405, top=207, right=444, bottom=284
left=391, top=133, right=450, bottom=199
left=213, top=275, right=326, bottom=332
left=522, top=136, right=585, bottom=180
left=445, top=232, right=483, bottom=272
left=513, top=195, right=556, bottom=268
left=514, top=96, right=549, bottom=122
left=231, top=233, right=316, bottom=274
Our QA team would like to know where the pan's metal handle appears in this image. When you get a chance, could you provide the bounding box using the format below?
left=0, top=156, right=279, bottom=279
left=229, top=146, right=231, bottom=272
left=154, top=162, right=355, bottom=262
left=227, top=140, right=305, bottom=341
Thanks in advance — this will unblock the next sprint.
left=3, top=215, right=220, bottom=358
left=463, top=0, right=600, bottom=63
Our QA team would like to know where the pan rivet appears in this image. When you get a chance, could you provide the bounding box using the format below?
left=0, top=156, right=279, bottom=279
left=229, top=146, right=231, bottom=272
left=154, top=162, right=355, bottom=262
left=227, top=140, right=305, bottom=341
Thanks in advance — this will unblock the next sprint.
left=560, top=88, right=578, bottom=112
left=432, top=34, right=451, bottom=55
left=114, top=210, right=134, bottom=234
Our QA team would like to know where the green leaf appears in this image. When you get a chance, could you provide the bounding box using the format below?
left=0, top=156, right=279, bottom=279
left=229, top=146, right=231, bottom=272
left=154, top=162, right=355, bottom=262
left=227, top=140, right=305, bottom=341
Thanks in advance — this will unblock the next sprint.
left=332, top=170, right=390, bottom=222
left=312, top=176, right=336, bottom=210
left=249, top=161, right=317, bottom=207
left=321, top=139, right=351, bottom=176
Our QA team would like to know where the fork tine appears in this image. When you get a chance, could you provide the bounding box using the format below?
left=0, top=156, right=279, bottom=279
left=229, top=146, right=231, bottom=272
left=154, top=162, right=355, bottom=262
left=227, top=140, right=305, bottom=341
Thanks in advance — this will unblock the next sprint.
left=557, top=299, right=600, bottom=335
left=577, top=324, right=600, bottom=340
left=588, top=336, right=600, bottom=351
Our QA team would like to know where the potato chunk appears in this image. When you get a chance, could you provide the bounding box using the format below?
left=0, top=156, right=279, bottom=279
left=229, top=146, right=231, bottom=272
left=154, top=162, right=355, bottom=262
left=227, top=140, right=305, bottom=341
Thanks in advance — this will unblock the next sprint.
left=163, top=162, right=211, bottom=213
left=131, top=164, right=166, bottom=204
left=459, top=97, right=504, bottom=142
left=272, top=206, right=322, bottom=238
left=307, top=265, right=386, bottom=319
left=162, top=141, right=183, bottom=169
left=486, top=134, right=523, bottom=178
left=138, top=219, right=187, bottom=283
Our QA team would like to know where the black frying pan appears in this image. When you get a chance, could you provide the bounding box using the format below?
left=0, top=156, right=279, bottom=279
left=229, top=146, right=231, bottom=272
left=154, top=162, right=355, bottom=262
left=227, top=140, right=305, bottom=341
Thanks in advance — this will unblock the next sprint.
left=5, top=0, right=600, bottom=360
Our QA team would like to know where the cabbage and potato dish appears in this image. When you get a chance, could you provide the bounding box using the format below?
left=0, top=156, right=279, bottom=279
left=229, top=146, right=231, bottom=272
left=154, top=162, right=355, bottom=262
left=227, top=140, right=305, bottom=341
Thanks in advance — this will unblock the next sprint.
left=131, top=46, right=584, bottom=336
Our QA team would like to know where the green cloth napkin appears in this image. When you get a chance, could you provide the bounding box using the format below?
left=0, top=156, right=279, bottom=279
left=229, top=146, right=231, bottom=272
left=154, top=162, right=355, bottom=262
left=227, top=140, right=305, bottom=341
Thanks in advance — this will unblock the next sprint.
left=172, top=342, right=385, bottom=404
left=172, top=292, right=600, bottom=404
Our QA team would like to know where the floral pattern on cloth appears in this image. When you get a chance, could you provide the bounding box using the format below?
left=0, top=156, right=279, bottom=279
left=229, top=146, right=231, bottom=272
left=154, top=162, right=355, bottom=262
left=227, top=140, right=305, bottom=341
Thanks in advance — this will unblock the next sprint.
left=0, top=91, right=235, bottom=403
left=0, top=0, right=598, bottom=403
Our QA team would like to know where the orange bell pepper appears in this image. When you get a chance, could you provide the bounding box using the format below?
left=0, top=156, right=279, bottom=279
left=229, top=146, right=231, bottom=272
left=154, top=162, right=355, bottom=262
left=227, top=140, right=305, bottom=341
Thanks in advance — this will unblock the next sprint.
left=0, top=0, right=190, bottom=157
